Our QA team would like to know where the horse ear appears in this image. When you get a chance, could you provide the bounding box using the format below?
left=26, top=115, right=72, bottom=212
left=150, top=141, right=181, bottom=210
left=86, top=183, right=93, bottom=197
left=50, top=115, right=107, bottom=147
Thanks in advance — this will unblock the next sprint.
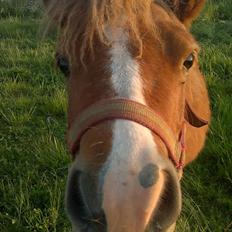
left=184, top=101, right=208, bottom=128
left=166, top=0, right=206, bottom=27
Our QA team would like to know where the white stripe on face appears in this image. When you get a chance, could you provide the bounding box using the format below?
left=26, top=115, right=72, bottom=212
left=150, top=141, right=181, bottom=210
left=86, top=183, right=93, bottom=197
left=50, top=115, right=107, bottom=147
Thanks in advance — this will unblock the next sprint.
left=107, top=28, right=164, bottom=173
left=101, top=28, right=167, bottom=231
left=107, top=27, right=166, bottom=181
left=109, top=28, right=145, bottom=104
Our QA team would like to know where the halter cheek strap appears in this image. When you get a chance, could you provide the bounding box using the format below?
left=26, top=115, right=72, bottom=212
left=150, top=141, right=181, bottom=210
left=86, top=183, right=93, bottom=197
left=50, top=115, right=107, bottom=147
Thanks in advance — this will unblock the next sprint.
left=67, top=98, right=186, bottom=171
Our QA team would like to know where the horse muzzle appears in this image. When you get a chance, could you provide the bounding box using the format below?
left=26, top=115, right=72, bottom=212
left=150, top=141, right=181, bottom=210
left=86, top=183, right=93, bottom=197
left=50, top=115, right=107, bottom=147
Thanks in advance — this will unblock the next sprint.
left=66, top=99, right=184, bottom=231
left=66, top=154, right=181, bottom=232
left=102, top=160, right=181, bottom=232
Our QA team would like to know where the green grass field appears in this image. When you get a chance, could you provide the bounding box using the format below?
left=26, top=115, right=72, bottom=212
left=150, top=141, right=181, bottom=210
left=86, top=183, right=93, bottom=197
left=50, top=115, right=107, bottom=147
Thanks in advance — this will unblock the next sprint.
left=0, top=0, right=231, bottom=231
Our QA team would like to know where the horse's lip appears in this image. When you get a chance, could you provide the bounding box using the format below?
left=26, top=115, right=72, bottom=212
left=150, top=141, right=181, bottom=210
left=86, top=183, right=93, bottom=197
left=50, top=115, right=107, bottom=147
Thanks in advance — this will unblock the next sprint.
left=78, top=213, right=107, bottom=232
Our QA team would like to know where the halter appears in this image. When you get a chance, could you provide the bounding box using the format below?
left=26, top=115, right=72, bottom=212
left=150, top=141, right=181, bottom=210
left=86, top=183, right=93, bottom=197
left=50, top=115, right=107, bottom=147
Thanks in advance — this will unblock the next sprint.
left=67, top=98, right=187, bottom=172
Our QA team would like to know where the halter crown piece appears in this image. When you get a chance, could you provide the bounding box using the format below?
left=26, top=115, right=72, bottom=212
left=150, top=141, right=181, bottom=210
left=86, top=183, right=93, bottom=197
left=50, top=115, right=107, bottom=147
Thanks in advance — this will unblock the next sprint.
left=67, top=98, right=189, bottom=171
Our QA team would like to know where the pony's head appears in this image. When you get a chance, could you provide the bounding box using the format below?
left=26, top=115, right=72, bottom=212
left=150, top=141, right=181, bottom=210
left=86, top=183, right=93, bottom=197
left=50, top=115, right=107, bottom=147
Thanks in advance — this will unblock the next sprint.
left=44, top=0, right=210, bottom=231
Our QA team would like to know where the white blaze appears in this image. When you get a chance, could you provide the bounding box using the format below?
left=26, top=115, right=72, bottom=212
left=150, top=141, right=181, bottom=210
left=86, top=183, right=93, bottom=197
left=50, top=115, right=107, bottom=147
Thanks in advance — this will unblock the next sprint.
left=105, top=28, right=166, bottom=188
left=101, top=28, right=166, bottom=231
left=110, top=29, right=145, bottom=104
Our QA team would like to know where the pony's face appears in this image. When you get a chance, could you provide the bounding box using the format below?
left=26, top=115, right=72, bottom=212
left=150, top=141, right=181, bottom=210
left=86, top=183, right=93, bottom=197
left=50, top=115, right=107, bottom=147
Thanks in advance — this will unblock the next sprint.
left=46, top=0, right=208, bottom=231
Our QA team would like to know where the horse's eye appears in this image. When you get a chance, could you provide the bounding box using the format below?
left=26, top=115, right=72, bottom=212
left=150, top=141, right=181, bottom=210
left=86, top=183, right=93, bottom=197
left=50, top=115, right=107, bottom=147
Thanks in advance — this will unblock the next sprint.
left=183, top=53, right=194, bottom=70
left=57, top=56, right=70, bottom=76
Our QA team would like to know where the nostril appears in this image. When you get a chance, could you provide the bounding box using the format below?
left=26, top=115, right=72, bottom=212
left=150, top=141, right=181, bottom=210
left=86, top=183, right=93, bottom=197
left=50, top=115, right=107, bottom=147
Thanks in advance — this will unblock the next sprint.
left=66, top=167, right=107, bottom=231
left=66, top=169, right=88, bottom=224
left=149, top=169, right=181, bottom=231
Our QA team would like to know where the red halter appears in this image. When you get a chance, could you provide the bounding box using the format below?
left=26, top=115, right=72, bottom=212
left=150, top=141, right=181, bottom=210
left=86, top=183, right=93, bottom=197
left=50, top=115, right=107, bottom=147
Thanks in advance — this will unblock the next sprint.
left=67, top=98, right=187, bottom=171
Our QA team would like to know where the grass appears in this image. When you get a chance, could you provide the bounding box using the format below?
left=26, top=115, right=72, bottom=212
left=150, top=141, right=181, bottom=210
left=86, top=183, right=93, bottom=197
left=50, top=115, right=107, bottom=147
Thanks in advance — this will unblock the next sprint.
left=0, top=0, right=231, bottom=231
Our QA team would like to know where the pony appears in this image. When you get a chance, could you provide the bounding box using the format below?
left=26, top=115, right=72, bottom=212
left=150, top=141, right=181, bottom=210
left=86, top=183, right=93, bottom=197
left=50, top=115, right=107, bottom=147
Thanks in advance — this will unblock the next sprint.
left=43, top=0, right=211, bottom=231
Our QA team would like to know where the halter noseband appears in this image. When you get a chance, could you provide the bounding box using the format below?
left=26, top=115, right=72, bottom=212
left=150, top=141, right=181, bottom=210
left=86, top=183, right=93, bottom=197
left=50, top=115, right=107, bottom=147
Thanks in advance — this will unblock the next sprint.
left=67, top=98, right=186, bottom=171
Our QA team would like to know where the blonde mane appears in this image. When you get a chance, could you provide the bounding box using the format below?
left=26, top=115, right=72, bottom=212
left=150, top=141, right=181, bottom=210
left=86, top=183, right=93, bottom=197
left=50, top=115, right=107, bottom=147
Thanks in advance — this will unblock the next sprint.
left=45, top=0, right=158, bottom=62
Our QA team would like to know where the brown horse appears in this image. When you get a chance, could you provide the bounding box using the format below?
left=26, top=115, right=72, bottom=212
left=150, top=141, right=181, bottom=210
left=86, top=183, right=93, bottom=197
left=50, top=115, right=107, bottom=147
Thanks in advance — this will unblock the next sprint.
left=44, top=0, right=211, bottom=231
